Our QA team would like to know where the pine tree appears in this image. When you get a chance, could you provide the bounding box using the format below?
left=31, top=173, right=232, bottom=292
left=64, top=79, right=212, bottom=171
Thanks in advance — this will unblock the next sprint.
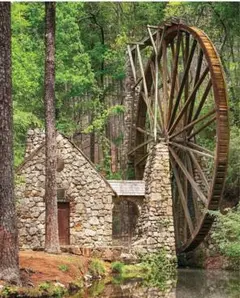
left=0, top=2, right=21, bottom=284
left=44, top=2, right=60, bottom=253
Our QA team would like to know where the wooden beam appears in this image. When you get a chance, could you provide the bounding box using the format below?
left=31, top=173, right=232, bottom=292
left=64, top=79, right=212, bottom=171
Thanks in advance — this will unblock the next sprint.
left=168, top=29, right=182, bottom=124
left=187, top=49, right=203, bottom=124
left=168, top=39, right=197, bottom=129
left=169, top=141, right=214, bottom=159
left=187, top=115, right=216, bottom=140
left=136, top=44, right=148, bottom=97
left=169, top=108, right=216, bottom=139
left=188, top=151, right=210, bottom=192
left=136, top=126, right=154, bottom=138
left=192, top=80, right=212, bottom=122
left=170, top=157, right=194, bottom=234
left=169, top=146, right=208, bottom=206
left=135, top=152, right=149, bottom=166
left=127, top=45, right=137, bottom=83
left=187, top=141, right=214, bottom=156
left=128, top=138, right=153, bottom=156
left=168, top=66, right=209, bottom=135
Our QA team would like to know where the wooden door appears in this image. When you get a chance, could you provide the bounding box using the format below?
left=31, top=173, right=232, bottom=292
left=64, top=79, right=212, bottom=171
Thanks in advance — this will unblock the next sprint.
left=58, top=202, right=70, bottom=245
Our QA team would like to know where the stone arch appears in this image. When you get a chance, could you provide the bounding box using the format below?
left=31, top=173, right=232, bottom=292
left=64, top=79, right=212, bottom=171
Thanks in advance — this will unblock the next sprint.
left=112, top=196, right=143, bottom=246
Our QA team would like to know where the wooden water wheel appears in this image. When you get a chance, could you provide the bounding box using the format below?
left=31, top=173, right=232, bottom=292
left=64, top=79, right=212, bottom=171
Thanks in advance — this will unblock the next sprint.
left=127, top=19, right=229, bottom=253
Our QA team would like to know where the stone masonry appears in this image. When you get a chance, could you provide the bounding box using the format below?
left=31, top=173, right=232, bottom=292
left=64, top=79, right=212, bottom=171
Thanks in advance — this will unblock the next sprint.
left=133, top=142, right=176, bottom=257
left=16, top=130, right=114, bottom=249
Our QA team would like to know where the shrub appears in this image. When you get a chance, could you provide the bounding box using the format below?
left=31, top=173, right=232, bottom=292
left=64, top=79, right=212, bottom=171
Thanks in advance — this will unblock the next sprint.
left=88, top=259, right=106, bottom=278
left=211, top=205, right=240, bottom=258
left=111, top=261, right=124, bottom=274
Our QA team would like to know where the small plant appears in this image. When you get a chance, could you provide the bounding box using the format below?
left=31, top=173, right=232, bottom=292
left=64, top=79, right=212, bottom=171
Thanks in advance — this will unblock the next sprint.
left=39, top=282, right=50, bottom=291
left=111, top=261, right=124, bottom=274
left=88, top=258, right=106, bottom=279
left=58, top=264, right=69, bottom=272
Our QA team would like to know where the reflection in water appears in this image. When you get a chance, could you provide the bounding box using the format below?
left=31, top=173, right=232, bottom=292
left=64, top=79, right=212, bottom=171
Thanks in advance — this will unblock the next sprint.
left=176, top=269, right=240, bottom=298
left=70, top=269, right=240, bottom=298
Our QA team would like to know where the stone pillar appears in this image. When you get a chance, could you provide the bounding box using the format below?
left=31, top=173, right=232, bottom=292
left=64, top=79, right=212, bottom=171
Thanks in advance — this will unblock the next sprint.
left=121, top=54, right=139, bottom=179
left=133, top=142, right=176, bottom=258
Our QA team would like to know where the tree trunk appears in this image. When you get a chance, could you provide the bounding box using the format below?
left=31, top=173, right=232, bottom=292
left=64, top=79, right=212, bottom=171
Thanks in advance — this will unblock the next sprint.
left=44, top=2, right=60, bottom=254
left=0, top=2, right=21, bottom=284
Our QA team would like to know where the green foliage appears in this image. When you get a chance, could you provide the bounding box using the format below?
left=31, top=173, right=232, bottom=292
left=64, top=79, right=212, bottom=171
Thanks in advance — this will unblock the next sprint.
left=211, top=206, right=240, bottom=258
left=13, top=103, right=42, bottom=167
left=58, top=264, right=69, bottom=272
left=88, top=259, right=106, bottom=278
left=141, top=250, right=176, bottom=290
left=0, top=282, right=66, bottom=298
left=226, top=127, right=240, bottom=188
left=111, top=261, right=124, bottom=274
left=111, top=251, right=176, bottom=290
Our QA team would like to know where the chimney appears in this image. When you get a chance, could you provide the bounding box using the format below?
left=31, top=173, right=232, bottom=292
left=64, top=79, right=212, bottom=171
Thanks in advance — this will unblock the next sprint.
left=25, top=128, right=45, bottom=158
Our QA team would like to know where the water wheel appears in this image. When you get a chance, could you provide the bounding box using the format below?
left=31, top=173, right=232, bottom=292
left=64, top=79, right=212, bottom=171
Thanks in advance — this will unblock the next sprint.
left=127, top=20, right=229, bottom=253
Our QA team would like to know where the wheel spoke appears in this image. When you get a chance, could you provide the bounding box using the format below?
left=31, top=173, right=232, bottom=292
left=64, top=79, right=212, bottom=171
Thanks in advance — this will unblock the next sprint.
left=168, top=66, right=209, bottom=135
left=187, top=115, right=216, bottom=140
left=128, top=138, right=153, bottom=156
left=170, top=157, right=194, bottom=234
left=169, top=108, right=216, bottom=139
left=136, top=127, right=154, bottom=138
left=188, top=151, right=210, bottom=191
left=162, top=40, right=169, bottom=127
left=149, top=61, right=163, bottom=133
left=187, top=49, right=204, bottom=124
left=135, top=152, right=149, bottom=166
left=169, top=146, right=208, bottom=206
left=169, top=141, right=214, bottom=159
left=168, top=39, right=197, bottom=129
left=187, top=141, right=214, bottom=156
left=185, top=153, right=200, bottom=222
left=192, top=80, right=212, bottom=122
left=140, top=91, right=155, bottom=130
left=168, top=30, right=182, bottom=124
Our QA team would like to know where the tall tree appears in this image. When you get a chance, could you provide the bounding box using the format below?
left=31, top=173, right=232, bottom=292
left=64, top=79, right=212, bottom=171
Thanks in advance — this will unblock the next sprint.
left=0, top=2, right=21, bottom=284
left=44, top=2, right=60, bottom=253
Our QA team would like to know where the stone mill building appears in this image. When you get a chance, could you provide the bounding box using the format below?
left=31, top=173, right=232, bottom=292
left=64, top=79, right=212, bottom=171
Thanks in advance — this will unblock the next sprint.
left=16, top=130, right=114, bottom=249
left=16, top=129, right=176, bottom=259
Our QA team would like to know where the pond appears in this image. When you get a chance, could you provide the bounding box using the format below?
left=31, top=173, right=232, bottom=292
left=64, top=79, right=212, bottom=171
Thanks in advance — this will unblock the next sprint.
left=69, top=269, right=240, bottom=298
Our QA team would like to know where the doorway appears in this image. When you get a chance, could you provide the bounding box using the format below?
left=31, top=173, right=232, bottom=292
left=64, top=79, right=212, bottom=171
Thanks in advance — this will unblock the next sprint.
left=58, top=202, right=70, bottom=245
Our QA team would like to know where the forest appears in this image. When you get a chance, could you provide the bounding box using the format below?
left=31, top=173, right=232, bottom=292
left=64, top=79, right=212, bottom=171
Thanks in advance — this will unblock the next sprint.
left=0, top=1, right=239, bottom=296
left=12, top=2, right=239, bottom=189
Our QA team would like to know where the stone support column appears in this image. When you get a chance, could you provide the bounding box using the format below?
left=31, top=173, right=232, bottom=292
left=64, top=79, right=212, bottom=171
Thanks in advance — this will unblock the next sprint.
left=121, top=54, right=139, bottom=179
left=133, top=142, right=176, bottom=258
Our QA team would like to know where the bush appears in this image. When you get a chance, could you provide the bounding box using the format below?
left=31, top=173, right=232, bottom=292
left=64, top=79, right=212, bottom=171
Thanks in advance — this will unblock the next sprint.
left=88, top=259, right=106, bottom=279
left=141, top=250, right=177, bottom=289
left=111, top=261, right=124, bottom=274
left=212, top=205, right=240, bottom=258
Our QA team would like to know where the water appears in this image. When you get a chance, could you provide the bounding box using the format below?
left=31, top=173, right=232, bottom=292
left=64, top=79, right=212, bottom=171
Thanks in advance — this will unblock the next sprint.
left=71, top=269, right=240, bottom=298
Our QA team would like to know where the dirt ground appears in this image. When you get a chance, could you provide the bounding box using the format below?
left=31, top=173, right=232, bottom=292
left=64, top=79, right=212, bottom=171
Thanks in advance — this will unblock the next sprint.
left=18, top=250, right=90, bottom=286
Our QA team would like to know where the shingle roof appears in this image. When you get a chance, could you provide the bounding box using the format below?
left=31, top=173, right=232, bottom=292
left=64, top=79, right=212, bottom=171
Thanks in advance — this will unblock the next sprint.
left=108, top=180, right=145, bottom=196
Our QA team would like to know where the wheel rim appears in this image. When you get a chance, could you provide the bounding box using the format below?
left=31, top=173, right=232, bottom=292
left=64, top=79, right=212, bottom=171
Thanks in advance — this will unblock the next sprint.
left=128, top=21, right=229, bottom=253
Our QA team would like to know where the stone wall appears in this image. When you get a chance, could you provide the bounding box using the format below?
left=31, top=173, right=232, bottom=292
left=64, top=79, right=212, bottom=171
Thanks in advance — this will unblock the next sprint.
left=25, top=128, right=45, bottom=158
left=132, top=142, right=176, bottom=257
left=16, top=132, right=113, bottom=249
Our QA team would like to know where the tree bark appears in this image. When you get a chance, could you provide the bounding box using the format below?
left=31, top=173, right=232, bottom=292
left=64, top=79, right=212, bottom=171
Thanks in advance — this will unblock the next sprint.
left=44, top=2, right=60, bottom=253
left=0, top=2, right=21, bottom=284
